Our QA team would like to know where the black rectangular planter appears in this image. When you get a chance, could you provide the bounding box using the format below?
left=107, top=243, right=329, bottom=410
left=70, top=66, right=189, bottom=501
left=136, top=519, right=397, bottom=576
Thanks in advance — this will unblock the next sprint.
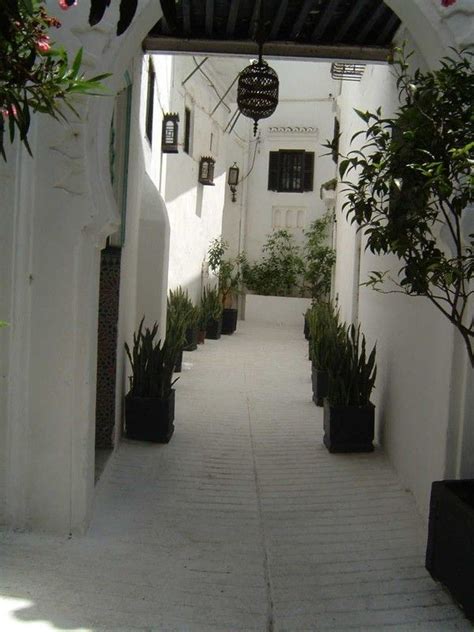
left=125, top=390, right=175, bottom=443
left=222, top=308, right=238, bottom=335
left=184, top=325, right=198, bottom=351
left=206, top=317, right=222, bottom=340
left=426, top=479, right=474, bottom=621
left=323, top=400, right=374, bottom=453
left=311, top=366, right=328, bottom=406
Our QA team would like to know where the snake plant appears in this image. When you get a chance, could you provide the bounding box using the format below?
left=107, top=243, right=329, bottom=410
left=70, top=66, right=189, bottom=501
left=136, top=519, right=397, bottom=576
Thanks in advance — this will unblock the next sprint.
left=309, top=302, right=344, bottom=373
left=201, top=285, right=223, bottom=322
left=327, top=323, right=377, bottom=407
left=125, top=317, right=179, bottom=400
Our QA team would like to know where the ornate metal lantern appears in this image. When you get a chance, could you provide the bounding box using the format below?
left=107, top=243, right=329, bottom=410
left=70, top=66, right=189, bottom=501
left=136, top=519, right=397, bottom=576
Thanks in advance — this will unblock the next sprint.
left=161, top=113, right=179, bottom=153
left=199, top=156, right=215, bottom=185
left=227, top=163, right=240, bottom=202
left=237, top=47, right=279, bottom=136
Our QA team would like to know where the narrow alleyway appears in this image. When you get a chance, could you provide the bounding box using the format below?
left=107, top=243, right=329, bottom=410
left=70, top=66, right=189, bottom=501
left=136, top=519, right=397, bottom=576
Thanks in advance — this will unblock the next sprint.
left=0, top=322, right=470, bottom=631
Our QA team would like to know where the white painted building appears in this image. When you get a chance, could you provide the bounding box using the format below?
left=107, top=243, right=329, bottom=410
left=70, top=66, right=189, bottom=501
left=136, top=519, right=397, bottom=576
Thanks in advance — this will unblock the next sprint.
left=0, top=0, right=472, bottom=534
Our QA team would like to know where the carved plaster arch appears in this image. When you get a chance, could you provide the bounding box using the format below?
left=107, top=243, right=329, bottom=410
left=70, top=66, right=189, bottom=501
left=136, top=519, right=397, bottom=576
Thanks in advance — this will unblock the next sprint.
left=50, top=0, right=472, bottom=244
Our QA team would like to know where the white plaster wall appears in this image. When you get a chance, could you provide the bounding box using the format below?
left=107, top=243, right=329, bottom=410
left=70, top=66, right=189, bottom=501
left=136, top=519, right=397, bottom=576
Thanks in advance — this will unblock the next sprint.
left=334, top=29, right=473, bottom=518
left=0, top=140, right=22, bottom=523
left=245, top=295, right=312, bottom=327
left=242, top=61, right=338, bottom=265
left=154, top=55, right=248, bottom=304
left=0, top=0, right=472, bottom=534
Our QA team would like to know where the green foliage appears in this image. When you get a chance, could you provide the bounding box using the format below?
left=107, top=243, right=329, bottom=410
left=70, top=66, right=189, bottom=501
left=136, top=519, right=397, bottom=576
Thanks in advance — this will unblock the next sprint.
left=125, top=318, right=179, bottom=401
left=167, top=287, right=197, bottom=361
left=308, top=302, right=344, bottom=372
left=242, top=229, right=305, bottom=296
left=168, top=287, right=199, bottom=329
left=338, top=47, right=474, bottom=366
left=327, top=324, right=377, bottom=407
left=207, top=237, right=228, bottom=274
left=207, top=238, right=243, bottom=307
left=302, top=214, right=336, bottom=301
left=0, top=0, right=109, bottom=159
left=201, top=285, right=223, bottom=323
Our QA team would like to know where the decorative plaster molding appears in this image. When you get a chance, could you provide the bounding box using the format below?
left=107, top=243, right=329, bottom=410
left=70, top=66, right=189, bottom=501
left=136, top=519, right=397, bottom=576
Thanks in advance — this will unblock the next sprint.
left=272, top=206, right=307, bottom=230
left=267, top=126, right=317, bottom=136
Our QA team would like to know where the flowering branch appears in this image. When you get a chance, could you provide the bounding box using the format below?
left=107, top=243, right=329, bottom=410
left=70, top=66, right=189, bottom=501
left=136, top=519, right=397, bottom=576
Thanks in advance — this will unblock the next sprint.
left=0, top=0, right=109, bottom=160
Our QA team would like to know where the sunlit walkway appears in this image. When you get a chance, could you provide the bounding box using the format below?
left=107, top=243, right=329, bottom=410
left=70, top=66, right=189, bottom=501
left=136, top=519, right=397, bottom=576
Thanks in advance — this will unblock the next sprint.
left=0, top=322, right=470, bottom=631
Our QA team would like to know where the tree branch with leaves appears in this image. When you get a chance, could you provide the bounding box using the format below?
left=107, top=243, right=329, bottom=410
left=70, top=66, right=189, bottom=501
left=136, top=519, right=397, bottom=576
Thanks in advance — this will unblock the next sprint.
left=0, top=0, right=109, bottom=159
left=337, top=48, right=473, bottom=366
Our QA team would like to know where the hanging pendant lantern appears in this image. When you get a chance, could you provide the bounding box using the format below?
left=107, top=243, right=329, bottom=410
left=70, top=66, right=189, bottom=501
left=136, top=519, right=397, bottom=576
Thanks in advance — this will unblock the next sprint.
left=237, top=49, right=279, bottom=137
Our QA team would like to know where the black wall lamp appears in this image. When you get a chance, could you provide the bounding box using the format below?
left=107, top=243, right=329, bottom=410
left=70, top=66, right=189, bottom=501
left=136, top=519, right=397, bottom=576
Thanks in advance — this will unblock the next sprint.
left=161, top=113, right=179, bottom=153
left=199, top=156, right=215, bottom=185
left=228, top=163, right=240, bottom=202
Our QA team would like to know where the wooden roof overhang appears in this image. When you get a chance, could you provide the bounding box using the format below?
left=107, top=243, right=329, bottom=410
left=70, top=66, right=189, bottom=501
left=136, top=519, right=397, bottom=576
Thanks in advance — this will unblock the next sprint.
left=144, top=0, right=400, bottom=63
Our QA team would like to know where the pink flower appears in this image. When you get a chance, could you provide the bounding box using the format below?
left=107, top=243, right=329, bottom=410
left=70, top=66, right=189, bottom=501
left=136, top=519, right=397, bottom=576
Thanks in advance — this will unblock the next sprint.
left=441, top=0, right=456, bottom=7
left=1, top=105, right=18, bottom=119
left=58, top=0, right=77, bottom=10
left=36, top=35, right=51, bottom=53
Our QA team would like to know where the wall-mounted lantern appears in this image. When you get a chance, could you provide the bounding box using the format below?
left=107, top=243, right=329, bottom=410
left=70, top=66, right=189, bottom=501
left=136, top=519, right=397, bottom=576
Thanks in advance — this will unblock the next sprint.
left=199, top=156, right=215, bottom=185
left=161, top=113, right=179, bottom=153
left=228, top=163, right=240, bottom=202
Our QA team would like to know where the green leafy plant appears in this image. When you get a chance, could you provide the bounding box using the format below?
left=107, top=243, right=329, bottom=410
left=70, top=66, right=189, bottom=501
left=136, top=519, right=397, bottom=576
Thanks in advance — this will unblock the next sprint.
left=125, top=318, right=179, bottom=401
left=201, top=285, right=223, bottom=323
left=168, top=287, right=199, bottom=330
left=207, top=238, right=243, bottom=308
left=302, top=214, right=336, bottom=301
left=242, top=229, right=305, bottom=297
left=327, top=323, right=377, bottom=407
left=0, top=0, right=109, bottom=159
left=308, top=302, right=344, bottom=372
left=337, top=48, right=474, bottom=366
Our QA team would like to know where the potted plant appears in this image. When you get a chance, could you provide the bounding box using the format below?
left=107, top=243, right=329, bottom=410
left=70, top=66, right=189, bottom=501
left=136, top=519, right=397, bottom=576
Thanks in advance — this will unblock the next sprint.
left=207, top=238, right=242, bottom=335
left=167, top=287, right=199, bottom=364
left=124, top=317, right=182, bottom=443
left=183, top=304, right=200, bottom=351
left=333, top=48, right=473, bottom=606
left=201, top=285, right=223, bottom=340
left=196, top=304, right=207, bottom=344
left=308, top=302, right=341, bottom=406
left=301, top=213, right=336, bottom=302
left=323, top=323, right=377, bottom=453
left=426, top=480, right=474, bottom=621
left=241, top=229, right=304, bottom=297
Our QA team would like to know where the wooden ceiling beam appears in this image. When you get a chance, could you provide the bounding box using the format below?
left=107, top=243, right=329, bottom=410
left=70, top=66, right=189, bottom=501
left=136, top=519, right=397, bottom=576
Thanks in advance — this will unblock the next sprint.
left=311, top=0, right=343, bottom=42
left=226, top=0, right=241, bottom=37
left=143, top=36, right=392, bottom=63
left=356, top=3, right=386, bottom=44
left=205, top=0, right=214, bottom=37
left=249, top=0, right=260, bottom=39
left=334, top=0, right=370, bottom=42
left=290, top=0, right=316, bottom=40
left=376, top=13, right=399, bottom=45
left=182, top=0, right=191, bottom=36
left=269, top=0, right=288, bottom=40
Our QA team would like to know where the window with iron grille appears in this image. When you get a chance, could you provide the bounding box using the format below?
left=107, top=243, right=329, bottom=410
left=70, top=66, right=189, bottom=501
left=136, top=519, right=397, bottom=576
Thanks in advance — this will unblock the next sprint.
left=268, top=150, right=314, bottom=192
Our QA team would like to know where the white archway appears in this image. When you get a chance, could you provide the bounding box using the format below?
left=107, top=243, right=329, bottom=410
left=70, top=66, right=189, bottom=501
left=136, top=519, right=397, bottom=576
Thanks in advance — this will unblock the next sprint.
left=2, top=0, right=471, bottom=533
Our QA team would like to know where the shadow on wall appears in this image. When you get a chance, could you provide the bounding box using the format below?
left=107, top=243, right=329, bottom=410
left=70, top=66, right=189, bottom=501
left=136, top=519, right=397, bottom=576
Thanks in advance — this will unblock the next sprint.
left=135, top=171, right=170, bottom=331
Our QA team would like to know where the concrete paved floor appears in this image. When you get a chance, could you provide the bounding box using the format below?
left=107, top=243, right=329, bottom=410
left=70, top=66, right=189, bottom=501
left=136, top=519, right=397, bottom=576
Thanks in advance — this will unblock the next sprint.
left=0, top=322, right=471, bottom=631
